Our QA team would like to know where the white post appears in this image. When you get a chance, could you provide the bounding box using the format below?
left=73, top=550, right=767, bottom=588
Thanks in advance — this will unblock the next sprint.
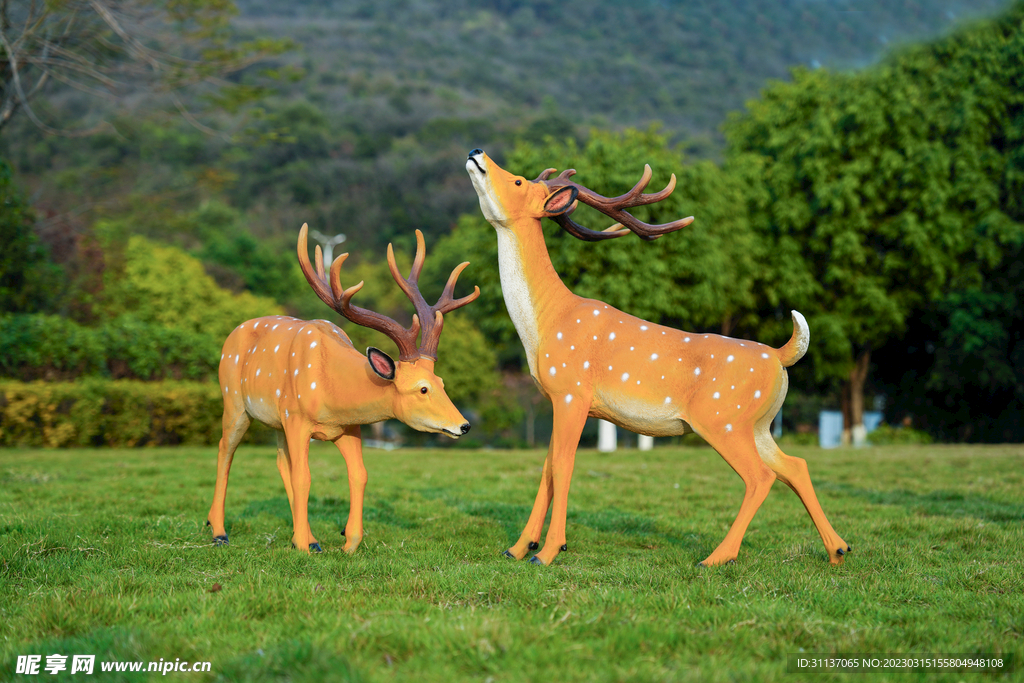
left=638, top=434, right=654, bottom=451
left=597, top=419, right=617, bottom=452
left=309, top=230, right=347, bottom=267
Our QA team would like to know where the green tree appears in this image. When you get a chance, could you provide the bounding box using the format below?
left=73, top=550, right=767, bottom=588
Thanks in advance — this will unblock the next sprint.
left=725, top=2, right=1024, bottom=443
left=0, top=158, right=57, bottom=312
left=99, top=233, right=283, bottom=340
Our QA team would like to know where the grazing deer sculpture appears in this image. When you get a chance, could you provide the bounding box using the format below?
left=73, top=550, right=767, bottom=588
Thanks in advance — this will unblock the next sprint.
left=465, top=149, right=850, bottom=566
left=206, top=224, right=479, bottom=553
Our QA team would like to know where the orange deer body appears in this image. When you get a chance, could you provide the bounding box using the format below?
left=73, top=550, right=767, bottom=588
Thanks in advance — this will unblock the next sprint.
left=207, top=225, right=477, bottom=554
left=466, top=149, right=849, bottom=567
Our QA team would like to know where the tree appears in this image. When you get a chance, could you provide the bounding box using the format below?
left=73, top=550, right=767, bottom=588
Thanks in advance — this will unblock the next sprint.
left=0, top=0, right=289, bottom=136
left=0, top=157, right=57, bottom=312
left=725, top=2, right=1024, bottom=444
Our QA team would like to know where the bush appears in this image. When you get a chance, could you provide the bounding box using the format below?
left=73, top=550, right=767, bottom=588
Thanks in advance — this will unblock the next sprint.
left=867, top=423, right=934, bottom=445
left=0, top=314, right=222, bottom=381
left=0, top=380, right=274, bottom=448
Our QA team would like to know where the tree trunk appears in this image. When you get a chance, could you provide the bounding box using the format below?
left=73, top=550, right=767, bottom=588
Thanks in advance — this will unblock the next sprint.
left=721, top=313, right=734, bottom=337
left=849, top=349, right=871, bottom=447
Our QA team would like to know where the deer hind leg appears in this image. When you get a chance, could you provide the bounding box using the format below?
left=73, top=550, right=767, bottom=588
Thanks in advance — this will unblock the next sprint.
left=284, top=427, right=314, bottom=553
left=334, top=425, right=365, bottom=554
left=505, top=449, right=554, bottom=560
left=207, top=407, right=250, bottom=544
left=276, top=432, right=320, bottom=552
left=697, top=427, right=777, bottom=566
left=754, top=424, right=850, bottom=564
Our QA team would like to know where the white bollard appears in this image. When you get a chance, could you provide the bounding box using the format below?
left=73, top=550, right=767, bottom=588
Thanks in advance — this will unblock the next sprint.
left=638, top=434, right=654, bottom=451
left=597, top=419, right=617, bottom=452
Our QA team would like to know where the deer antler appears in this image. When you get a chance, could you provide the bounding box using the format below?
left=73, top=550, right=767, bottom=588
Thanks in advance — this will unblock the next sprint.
left=386, top=229, right=480, bottom=360
left=538, top=166, right=694, bottom=241
left=297, top=224, right=479, bottom=361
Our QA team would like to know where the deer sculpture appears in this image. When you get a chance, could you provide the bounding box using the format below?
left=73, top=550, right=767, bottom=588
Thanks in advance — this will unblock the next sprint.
left=465, top=149, right=850, bottom=566
left=206, top=224, right=479, bottom=554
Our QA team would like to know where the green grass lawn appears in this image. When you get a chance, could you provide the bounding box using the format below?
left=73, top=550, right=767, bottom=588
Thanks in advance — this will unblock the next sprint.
left=1, top=441, right=1022, bottom=682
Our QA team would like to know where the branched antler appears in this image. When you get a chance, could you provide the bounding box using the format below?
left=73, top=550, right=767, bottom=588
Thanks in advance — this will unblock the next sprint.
left=297, top=224, right=479, bottom=361
left=538, top=166, right=694, bottom=241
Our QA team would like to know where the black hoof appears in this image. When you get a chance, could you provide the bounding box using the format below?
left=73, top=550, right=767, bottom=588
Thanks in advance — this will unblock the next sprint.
left=528, top=556, right=543, bottom=565
left=560, top=544, right=567, bottom=552
left=213, top=535, right=229, bottom=546
left=502, top=549, right=515, bottom=559
left=528, top=541, right=539, bottom=550
left=847, top=545, right=852, bottom=552
left=340, top=528, right=346, bottom=536
left=696, top=561, right=705, bottom=568
left=309, top=543, right=323, bottom=553
left=205, top=519, right=211, bottom=527
left=837, top=548, right=845, bottom=557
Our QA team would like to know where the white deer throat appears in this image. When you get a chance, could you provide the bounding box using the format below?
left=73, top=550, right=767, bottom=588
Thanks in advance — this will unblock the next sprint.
left=496, top=230, right=540, bottom=377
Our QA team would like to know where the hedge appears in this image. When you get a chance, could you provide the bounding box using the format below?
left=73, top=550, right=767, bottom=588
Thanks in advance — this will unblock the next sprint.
left=0, top=380, right=273, bottom=448
left=0, top=314, right=221, bottom=381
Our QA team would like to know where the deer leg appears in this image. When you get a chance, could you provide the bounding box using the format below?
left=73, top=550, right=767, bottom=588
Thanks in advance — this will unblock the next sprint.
left=530, top=402, right=589, bottom=566
left=761, top=439, right=850, bottom=564
left=207, top=408, right=250, bottom=545
left=334, top=425, right=366, bottom=554
left=505, top=448, right=554, bottom=560
left=284, top=427, right=314, bottom=553
left=698, top=429, right=777, bottom=567
left=276, top=432, right=320, bottom=551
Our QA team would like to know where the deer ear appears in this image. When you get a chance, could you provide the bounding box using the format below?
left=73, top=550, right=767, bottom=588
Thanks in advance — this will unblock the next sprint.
left=543, top=186, right=578, bottom=216
left=366, top=347, right=396, bottom=381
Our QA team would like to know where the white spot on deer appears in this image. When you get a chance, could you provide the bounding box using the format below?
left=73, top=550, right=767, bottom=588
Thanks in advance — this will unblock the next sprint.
left=621, top=373, right=629, bottom=381
left=221, top=354, right=224, bottom=360
left=256, top=369, right=261, bottom=376
left=562, top=363, right=566, bottom=367
left=608, top=365, right=613, bottom=371
left=273, top=324, right=279, bottom=330
left=731, top=385, right=735, bottom=390
left=234, top=355, right=239, bottom=364
left=694, top=367, right=701, bottom=376
left=640, top=325, right=648, bottom=331
left=274, top=345, right=280, bottom=353
left=294, top=369, right=299, bottom=376
left=750, top=367, right=754, bottom=372
left=276, top=389, right=281, bottom=397
left=557, top=332, right=563, bottom=340
left=593, top=336, right=598, bottom=340
left=577, top=381, right=581, bottom=386
left=727, top=355, right=734, bottom=362
left=239, top=324, right=245, bottom=329
left=565, top=394, right=573, bottom=404
left=545, top=353, right=549, bottom=358
left=307, top=330, right=312, bottom=335
left=651, top=353, right=658, bottom=360
left=754, top=390, right=761, bottom=399
left=725, top=424, right=733, bottom=432
left=762, top=353, right=770, bottom=359
left=665, top=397, right=672, bottom=404
left=310, top=341, right=317, bottom=349
left=571, top=345, right=575, bottom=350
left=549, top=366, right=557, bottom=376
left=710, top=354, right=715, bottom=359
left=713, top=392, right=720, bottom=399
left=593, top=309, right=600, bottom=316
left=311, top=382, right=316, bottom=390
left=253, top=322, right=259, bottom=329
left=737, top=405, right=742, bottom=409
left=223, top=386, right=228, bottom=393
left=636, top=380, right=641, bottom=385
left=740, top=343, right=745, bottom=347
left=584, top=361, right=590, bottom=369
left=577, top=319, right=581, bottom=323
left=285, top=409, right=289, bottom=419
left=684, top=337, right=690, bottom=342
left=609, top=332, right=616, bottom=340
left=630, top=346, right=635, bottom=351
left=307, top=364, right=312, bottom=368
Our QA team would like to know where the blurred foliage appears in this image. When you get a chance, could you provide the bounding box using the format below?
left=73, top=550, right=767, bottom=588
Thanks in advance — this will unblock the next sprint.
left=97, top=232, right=284, bottom=340
left=0, top=379, right=272, bottom=448
left=0, top=314, right=221, bottom=382
left=0, top=160, right=58, bottom=313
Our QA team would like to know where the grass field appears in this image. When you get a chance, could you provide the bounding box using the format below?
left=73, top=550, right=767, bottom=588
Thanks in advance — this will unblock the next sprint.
left=1, top=440, right=1022, bottom=682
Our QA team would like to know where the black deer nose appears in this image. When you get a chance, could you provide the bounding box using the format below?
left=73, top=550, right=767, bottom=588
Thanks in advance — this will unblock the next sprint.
left=460, top=422, right=471, bottom=435
left=468, top=149, right=483, bottom=158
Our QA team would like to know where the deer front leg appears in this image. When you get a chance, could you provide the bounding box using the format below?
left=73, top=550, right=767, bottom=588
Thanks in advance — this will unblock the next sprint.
left=504, top=449, right=554, bottom=560
left=334, top=425, right=366, bottom=554
left=276, top=432, right=320, bottom=552
left=530, top=401, right=589, bottom=566
left=284, top=426, right=315, bottom=553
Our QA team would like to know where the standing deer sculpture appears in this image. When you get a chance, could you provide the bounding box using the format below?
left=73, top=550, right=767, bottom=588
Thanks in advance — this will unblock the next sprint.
left=465, top=149, right=850, bottom=566
left=207, top=224, right=479, bottom=553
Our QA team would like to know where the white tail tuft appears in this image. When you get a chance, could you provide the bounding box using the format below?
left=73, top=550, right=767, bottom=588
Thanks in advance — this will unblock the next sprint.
left=777, top=310, right=809, bottom=367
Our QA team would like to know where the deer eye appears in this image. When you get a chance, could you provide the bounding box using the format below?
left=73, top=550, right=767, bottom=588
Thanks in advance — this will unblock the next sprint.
left=515, top=179, right=522, bottom=186
left=420, top=386, right=429, bottom=394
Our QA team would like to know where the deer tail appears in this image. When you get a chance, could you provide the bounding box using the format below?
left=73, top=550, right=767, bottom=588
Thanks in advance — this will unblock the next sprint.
left=776, top=310, right=809, bottom=367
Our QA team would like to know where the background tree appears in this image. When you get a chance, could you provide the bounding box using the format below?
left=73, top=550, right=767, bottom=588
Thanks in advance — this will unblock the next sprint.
left=0, top=0, right=289, bottom=136
left=726, top=3, right=1024, bottom=444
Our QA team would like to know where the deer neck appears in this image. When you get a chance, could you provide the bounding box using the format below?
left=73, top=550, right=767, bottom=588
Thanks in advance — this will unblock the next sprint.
left=494, top=219, right=575, bottom=377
